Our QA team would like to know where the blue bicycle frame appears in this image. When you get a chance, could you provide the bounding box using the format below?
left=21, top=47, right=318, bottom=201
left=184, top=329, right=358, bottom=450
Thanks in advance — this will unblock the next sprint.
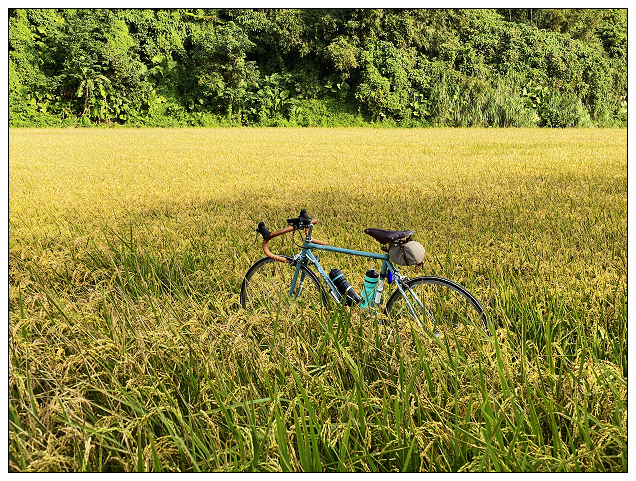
left=288, top=226, right=422, bottom=316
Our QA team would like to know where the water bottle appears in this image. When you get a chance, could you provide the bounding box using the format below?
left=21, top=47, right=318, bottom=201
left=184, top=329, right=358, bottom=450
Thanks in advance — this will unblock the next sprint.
left=329, top=268, right=362, bottom=306
left=360, top=269, right=379, bottom=308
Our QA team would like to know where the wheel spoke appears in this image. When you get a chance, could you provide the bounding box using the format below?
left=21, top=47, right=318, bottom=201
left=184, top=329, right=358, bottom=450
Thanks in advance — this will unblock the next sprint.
left=386, top=276, right=487, bottom=346
left=241, top=257, right=327, bottom=317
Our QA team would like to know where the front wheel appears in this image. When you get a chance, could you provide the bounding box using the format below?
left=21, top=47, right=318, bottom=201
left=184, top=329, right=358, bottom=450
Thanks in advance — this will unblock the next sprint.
left=240, top=256, right=330, bottom=318
left=385, top=276, right=488, bottom=339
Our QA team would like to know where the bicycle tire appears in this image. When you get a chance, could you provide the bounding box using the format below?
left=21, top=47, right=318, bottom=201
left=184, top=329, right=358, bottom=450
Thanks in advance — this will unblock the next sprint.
left=240, top=256, right=330, bottom=317
left=385, top=276, right=488, bottom=338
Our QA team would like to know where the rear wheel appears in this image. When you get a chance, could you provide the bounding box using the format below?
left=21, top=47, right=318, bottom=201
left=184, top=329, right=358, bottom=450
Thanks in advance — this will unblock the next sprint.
left=385, top=276, right=488, bottom=344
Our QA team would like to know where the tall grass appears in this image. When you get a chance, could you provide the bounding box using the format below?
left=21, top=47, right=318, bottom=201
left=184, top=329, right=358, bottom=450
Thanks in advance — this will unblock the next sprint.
left=428, top=75, right=539, bottom=127
left=9, top=128, right=626, bottom=471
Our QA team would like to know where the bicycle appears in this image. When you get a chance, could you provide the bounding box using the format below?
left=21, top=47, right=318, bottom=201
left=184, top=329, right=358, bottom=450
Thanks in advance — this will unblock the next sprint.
left=240, top=209, right=488, bottom=340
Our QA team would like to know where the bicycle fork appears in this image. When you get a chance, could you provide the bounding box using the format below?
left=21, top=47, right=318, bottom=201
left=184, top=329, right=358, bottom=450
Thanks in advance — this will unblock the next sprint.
left=289, top=260, right=309, bottom=300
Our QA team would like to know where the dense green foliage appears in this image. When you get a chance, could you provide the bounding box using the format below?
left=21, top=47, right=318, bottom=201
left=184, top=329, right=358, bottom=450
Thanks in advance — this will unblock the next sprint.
left=9, top=8, right=627, bottom=127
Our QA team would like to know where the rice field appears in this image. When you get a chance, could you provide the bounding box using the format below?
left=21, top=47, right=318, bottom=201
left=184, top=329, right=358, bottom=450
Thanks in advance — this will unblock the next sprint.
left=8, top=127, right=627, bottom=472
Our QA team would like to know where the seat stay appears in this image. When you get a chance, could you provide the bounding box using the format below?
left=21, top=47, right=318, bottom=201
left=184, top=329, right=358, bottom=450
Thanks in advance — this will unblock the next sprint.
left=392, top=278, right=418, bottom=323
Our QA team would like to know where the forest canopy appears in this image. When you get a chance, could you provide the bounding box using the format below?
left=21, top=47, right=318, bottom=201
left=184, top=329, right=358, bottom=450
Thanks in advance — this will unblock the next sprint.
left=8, top=8, right=627, bottom=127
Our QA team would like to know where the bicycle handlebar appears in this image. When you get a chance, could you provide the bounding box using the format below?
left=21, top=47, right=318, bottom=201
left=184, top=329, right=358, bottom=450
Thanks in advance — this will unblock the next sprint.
left=257, top=210, right=328, bottom=263
left=256, top=222, right=271, bottom=239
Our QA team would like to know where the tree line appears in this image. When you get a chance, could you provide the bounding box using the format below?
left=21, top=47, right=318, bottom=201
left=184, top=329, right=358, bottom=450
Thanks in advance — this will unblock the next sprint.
left=9, top=8, right=627, bottom=127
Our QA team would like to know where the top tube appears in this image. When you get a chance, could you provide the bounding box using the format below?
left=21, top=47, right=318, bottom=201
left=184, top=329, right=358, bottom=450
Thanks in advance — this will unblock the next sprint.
left=303, top=241, right=389, bottom=261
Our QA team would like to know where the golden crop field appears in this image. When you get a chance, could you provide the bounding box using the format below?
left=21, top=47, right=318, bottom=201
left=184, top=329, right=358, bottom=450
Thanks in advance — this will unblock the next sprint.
left=9, top=127, right=626, bottom=472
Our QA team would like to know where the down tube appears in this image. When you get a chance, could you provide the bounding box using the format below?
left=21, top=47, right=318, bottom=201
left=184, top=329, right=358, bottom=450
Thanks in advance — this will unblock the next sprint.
left=303, top=249, right=337, bottom=295
left=304, top=243, right=390, bottom=297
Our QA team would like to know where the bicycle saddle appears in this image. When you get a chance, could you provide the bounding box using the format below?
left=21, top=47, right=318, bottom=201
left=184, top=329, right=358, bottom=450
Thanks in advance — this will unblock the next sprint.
left=364, top=228, right=414, bottom=245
